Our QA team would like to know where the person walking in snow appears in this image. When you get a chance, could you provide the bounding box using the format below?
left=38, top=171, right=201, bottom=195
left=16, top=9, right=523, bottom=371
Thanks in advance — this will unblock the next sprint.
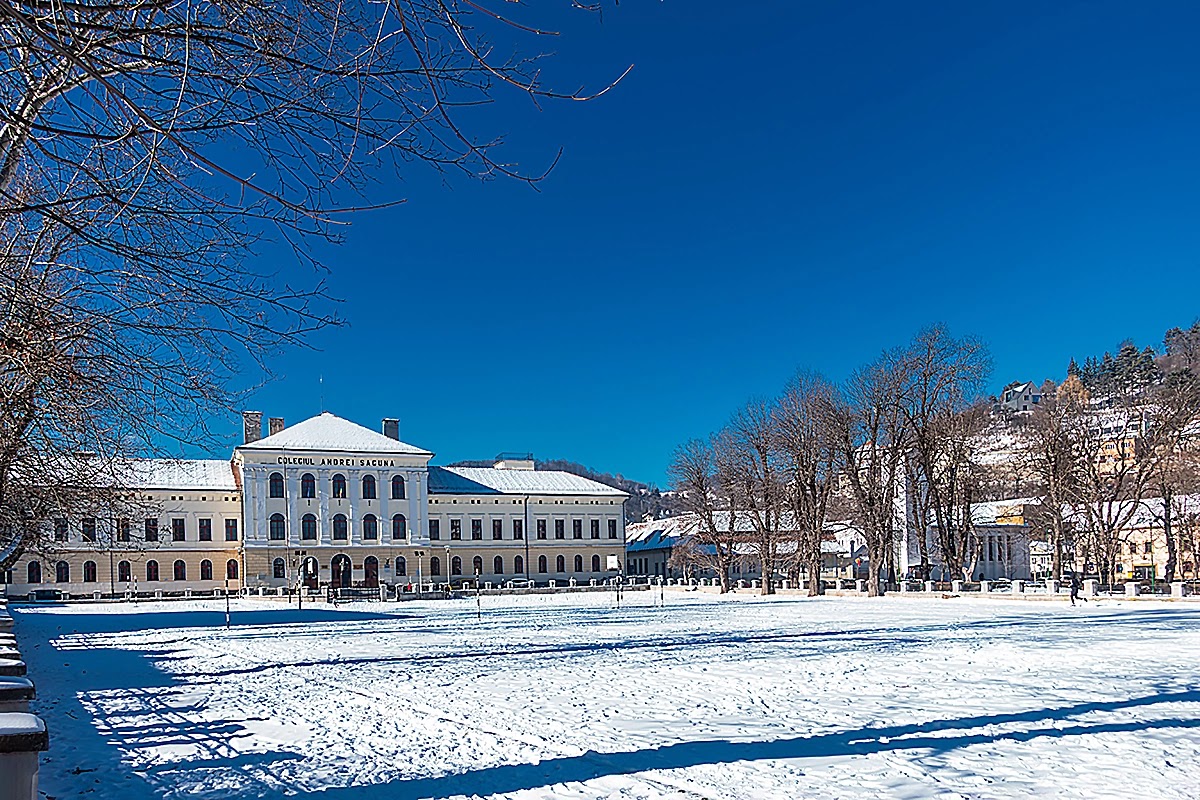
left=1069, top=572, right=1087, bottom=606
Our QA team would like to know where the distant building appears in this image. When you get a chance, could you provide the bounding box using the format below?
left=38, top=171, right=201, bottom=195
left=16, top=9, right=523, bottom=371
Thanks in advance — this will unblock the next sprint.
left=624, top=513, right=862, bottom=583
left=897, top=495, right=1039, bottom=582
left=998, top=381, right=1042, bottom=413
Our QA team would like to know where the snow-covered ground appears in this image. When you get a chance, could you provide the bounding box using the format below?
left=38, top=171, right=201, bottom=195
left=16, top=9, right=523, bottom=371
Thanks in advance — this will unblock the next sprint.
left=14, top=591, right=1200, bottom=799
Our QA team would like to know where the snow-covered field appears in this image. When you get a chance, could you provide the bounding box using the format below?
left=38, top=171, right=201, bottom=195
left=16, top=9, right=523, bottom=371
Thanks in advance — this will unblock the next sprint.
left=14, top=591, right=1200, bottom=799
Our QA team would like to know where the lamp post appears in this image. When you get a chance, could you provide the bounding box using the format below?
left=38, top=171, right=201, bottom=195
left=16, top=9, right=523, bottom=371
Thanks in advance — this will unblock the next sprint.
left=444, top=545, right=451, bottom=593
left=414, top=550, right=426, bottom=596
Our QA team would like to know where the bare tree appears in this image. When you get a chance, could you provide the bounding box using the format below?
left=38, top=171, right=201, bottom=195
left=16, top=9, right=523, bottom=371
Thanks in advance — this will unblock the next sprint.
left=667, top=438, right=738, bottom=593
left=0, top=1, right=625, bottom=564
left=775, top=372, right=840, bottom=596
left=1019, top=378, right=1089, bottom=580
left=825, top=352, right=908, bottom=596
left=720, top=400, right=785, bottom=596
left=897, top=325, right=990, bottom=581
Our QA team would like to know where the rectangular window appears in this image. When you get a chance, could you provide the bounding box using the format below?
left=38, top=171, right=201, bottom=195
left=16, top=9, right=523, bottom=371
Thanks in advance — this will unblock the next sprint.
left=1144, top=541, right=1152, bottom=555
left=555, top=520, right=565, bottom=540
left=429, top=519, right=441, bottom=540
left=590, top=519, right=600, bottom=539
left=988, top=538, right=995, bottom=561
left=224, top=519, right=238, bottom=541
left=471, top=519, right=483, bottom=540
left=118, top=519, right=131, bottom=543
left=199, top=519, right=212, bottom=542
left=450, top=519, right=462, bottom=540
left=536, top=519, right=547, bottom=540
left=54, top=518, right=68, bottom=542
left=573, top=520, right=583, bottom=539
left=172, top=518, right=186, bottom=542
left=493, top=519, right=503, bottom=540
left=513, top=519, right=524, bottom=540
left=608, top=519, right=618, bottom=539
left=145, top=518, right=158, bottom=542
left=82, top=518, right=97, bottom=543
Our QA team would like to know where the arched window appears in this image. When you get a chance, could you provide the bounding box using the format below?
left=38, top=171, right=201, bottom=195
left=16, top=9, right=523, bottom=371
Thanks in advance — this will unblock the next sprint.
left=472, top=555, right=483, bottom=576
left=362, top=475, right=377, bottom=500
left=494, top=555, right=504, bottom=575
left=430, top=556, right=441, bottom=576
left=269, top=513, right=286, bottom=540
left=56, top=561, right=70, bottom=583
left=514, top=555, right=524, bottom=575
left=392, top=514, right=407, bottom=540
left=556, top=555, right=566, bottom=573
left=538, top=555, right=548, bottom=573
left=331, top=474, right=347, bottom=498
left=363, top=514, right=378, bottom=540
left=451, top=556, right=462, bottom=576
left=301, top=473, right=316, bottom=498
left=226, top=559, right=239, bottom=580
left=269, top=472, right=285, bottom=498
left=302, top=514, right=317, bottom=541
left=332, top=514, right=348, bottom=541
left=574, top=555, right=583, bottom=573
left=592, top=554, right=601, bottom=572
left=174, top=560, right=187, bottom=581
left=84, top=561, right=98, bottom=583
left=117, top=560, right=131, bottom=583
left=27, top=561, right=41, bottom=584
left=273, top=558, right=286, bottom=579
left=396, top=556, right=407, bottom=576
left=391, top=475, right=406, bottom=499
left=146, top=560, right=159, bottom=582
left=200, top=560, right=212, bottom=581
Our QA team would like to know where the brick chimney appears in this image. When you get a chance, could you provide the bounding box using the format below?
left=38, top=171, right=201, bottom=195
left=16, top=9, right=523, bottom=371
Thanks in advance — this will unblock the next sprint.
left=382, top=418, right=400, bottom=440
left=268, top=417, right=286, bottom=436
left=242, top=411, right=263, bottom=444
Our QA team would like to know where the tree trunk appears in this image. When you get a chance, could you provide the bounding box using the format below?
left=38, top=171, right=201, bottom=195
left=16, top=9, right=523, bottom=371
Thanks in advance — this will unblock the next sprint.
left=1164, top=486, right=1177, bottom=583
left=866, top=539, right=885, bottom=596
left=807, top=555, right=823, bottom=596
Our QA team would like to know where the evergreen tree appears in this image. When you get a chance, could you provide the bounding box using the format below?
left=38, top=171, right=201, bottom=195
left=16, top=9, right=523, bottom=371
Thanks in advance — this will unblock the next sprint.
left=1067, top=358, right=1081, bottom=379
left=1080, top=356, right=1101, bottom=390
left=1114, top=342, right=1140, bottom=390
left=1137, top=345, right=1160, bottom=387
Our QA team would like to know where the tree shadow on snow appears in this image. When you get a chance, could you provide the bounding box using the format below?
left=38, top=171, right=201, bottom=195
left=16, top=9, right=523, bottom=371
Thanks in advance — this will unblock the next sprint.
left=293, top=689, right=1200, bottom=800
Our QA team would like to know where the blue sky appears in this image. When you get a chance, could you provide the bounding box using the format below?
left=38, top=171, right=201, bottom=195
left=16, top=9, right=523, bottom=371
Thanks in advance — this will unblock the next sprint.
left=220, top=1, right=1200, bottom=486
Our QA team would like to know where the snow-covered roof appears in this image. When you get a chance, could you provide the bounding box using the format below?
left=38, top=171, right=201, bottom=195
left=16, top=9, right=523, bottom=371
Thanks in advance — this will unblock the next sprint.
left=427, top=467, right=626, bottom=497
left=1064, top=493, right=1200, bottom=529
left=626, top=513, right=858, bottom=554
left=118, top=459, right=237, bottom=491
left=237, top=413, right=432, bottom=456
left=970, top=497, right=1042, bottom=526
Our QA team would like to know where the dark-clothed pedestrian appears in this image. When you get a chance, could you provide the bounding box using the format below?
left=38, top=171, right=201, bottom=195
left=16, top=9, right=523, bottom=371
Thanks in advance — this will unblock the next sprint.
left=1069, top=572, right=1087, bottom=606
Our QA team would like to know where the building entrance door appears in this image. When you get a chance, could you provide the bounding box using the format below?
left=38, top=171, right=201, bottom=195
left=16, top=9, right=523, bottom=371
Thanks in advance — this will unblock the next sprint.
left=331, top=554, right=352, bottom=588
left=364, top=556, right=379, bottom=589
left=302, top=557, right=319, bottom=589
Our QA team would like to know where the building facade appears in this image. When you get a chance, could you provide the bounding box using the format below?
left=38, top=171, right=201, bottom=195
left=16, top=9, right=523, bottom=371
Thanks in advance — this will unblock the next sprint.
left=3, top=412, right=628, bottom=598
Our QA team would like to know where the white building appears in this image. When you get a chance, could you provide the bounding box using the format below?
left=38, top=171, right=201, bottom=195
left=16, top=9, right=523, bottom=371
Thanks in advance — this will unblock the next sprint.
left=4, top=411, right=628, bottom=598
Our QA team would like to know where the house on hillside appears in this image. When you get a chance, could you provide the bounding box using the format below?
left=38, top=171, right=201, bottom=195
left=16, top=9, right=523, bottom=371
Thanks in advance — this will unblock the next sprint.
left=997, top=381, right=1042, bottom=414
